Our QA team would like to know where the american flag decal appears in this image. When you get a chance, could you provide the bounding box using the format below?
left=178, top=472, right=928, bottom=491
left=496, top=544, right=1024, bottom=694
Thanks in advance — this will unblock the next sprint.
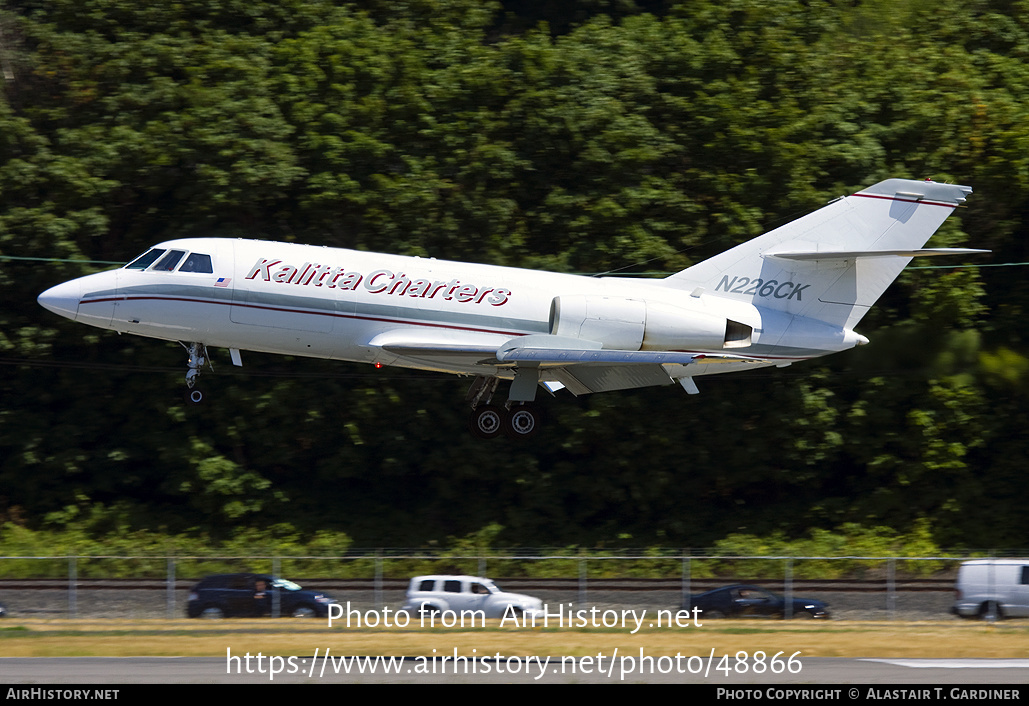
left=214, top=278, right=231, bottom=287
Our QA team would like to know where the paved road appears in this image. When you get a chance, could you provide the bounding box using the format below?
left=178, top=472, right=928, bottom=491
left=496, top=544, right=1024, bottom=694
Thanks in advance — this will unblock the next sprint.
left=2, top=656, right=1028, bottom=684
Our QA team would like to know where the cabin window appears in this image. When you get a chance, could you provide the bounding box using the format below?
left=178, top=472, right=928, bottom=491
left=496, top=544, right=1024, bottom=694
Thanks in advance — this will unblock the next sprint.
left=179, top=253, right=213, bottom=273
left=152, top=250, right=186, bottom=271
left=125, top=249, right=166, bottom=270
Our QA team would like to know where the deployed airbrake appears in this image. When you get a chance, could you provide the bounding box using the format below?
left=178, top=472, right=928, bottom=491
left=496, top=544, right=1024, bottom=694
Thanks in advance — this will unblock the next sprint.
left=38, top=178, right=985, bottom=438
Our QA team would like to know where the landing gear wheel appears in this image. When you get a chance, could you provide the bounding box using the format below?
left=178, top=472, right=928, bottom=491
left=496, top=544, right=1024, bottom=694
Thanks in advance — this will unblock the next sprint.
left=181, top=341, right=212, bottom=403
left=505, top=404, right=540, bottom=440
left=469, top=405, right=504, bottom=439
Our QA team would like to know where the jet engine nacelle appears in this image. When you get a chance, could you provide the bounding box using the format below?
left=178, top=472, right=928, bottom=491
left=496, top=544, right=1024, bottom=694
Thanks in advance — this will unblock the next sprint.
left=549, top=295, right=751, bottom=351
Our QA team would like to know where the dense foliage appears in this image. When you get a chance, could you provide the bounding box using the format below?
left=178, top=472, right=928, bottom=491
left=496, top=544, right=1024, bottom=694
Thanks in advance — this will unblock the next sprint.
left=1, top=0, right=1026, bottom=551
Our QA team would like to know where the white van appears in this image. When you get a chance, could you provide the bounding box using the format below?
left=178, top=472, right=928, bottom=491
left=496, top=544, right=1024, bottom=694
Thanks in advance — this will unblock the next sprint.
left=952, top=560, right=1029, bottom=619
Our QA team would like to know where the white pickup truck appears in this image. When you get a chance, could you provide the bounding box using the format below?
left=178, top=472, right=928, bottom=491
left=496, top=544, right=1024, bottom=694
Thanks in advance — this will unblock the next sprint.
left=400, top=575, right=543, bottom=619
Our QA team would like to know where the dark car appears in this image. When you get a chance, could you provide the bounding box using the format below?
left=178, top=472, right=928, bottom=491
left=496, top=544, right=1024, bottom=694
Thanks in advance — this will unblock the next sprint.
left=683, top=584, right=830, bottom=619
left=186, top=573, right=336, bottom=618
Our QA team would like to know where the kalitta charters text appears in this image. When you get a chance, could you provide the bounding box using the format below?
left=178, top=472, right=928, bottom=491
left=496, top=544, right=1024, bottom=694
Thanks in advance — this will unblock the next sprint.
left=328, top=603, right=704, bottom=634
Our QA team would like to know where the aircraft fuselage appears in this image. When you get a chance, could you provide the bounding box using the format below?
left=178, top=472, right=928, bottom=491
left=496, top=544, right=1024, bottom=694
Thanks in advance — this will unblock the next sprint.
left=37, top=178, right=981, bottom=437
left=43, top=237, right=840, bottom=380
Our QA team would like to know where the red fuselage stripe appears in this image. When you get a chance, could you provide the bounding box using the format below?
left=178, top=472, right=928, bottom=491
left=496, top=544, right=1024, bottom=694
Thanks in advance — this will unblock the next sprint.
left=80, top=294, right=527, bottom=338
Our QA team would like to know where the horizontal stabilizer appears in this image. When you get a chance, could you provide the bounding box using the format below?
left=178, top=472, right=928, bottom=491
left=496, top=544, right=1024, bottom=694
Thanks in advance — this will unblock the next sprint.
left=764, top=247, right=990, bottom=261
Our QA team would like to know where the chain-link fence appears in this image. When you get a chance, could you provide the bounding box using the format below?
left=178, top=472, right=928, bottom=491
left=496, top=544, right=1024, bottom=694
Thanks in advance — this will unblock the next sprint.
left=0, top=552, right=1010, bottom=620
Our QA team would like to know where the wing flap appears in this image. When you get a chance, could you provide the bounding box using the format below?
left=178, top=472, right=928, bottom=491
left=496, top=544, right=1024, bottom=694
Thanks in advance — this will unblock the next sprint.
left=497, top=347, right=701, bottom=366
left=689, top=353, right=771, bottom=365
left=497, top=333, right=705, bottom=366
left=555, top=364, right=675, bottom=394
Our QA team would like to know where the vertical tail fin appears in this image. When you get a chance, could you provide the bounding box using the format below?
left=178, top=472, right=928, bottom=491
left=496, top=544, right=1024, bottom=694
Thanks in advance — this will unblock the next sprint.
left=663, top=179, right=977, bottom=329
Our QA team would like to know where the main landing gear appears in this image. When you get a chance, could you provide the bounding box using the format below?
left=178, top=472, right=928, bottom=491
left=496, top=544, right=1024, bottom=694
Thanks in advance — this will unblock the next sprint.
left=468, top=403, right=542, bottom=440
left=466, top=376, right=542, bottom=440
left=181, top=341, right=211, bottom=404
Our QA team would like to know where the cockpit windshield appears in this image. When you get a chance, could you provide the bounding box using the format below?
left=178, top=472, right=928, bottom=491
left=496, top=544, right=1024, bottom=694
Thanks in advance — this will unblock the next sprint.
left=125, top=248, right=165, bottom=270
left=123, top=248, right=214, bottom=274
left=152, top=250, right=186, bottom=271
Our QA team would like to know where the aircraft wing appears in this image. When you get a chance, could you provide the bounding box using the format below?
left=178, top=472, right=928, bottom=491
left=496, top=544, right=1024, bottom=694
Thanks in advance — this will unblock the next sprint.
left=372, top=331, right=770, bottom=395
left=494, top=334, right=767, bottom=366
left=377, top=332, right=705, bottom=366
left=379, top=342, right=499, bottom=359
left=496, top=345, right=699, bottom=366
left=368, top=330, right=507, bottom=368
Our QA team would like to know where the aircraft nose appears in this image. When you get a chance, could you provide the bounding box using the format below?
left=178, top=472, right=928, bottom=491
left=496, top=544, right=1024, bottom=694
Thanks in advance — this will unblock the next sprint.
left=38, top=280, right=82, bottom=321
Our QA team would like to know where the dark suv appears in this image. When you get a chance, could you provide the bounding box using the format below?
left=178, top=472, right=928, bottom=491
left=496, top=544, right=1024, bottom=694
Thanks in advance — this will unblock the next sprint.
left=186, top=573, right=336, bottom=618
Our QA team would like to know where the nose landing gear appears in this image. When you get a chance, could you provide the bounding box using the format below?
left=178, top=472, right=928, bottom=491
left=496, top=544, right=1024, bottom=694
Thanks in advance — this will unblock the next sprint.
left=181, top=342, right=211, bottom=404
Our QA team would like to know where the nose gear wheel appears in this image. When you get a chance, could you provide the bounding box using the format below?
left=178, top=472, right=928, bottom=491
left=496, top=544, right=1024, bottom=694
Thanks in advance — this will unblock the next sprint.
left=181, top=342, right=212, bottom=404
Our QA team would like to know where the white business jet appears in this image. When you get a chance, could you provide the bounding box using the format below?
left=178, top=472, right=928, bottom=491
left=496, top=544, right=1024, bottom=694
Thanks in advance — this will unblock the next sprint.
left=38, top=178, right=985, bottom=439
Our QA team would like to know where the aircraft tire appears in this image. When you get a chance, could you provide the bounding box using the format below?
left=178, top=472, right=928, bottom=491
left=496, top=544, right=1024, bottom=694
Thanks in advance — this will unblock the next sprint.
left=505, top=405, right=541, bottom=440
left=469, top=405, right=504, bottom=439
